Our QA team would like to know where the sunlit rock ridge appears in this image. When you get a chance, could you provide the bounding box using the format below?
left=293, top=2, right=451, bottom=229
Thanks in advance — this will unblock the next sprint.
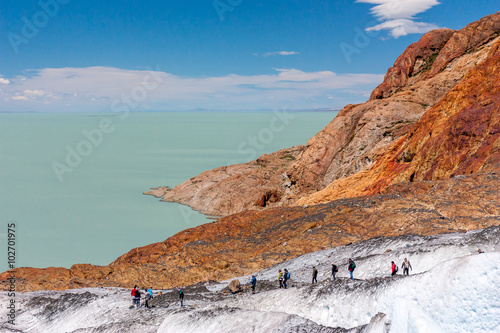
left=147, top=11, right=500, bottom=217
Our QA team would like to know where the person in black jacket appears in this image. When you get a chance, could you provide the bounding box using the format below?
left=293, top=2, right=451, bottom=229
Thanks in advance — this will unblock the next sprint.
left=178, top=288, right=184, bottom=306
left=331, top=263, right=338, bottom=281
left=144, top=289, right=152, bottom=308
left=312, top=266, right=318, bottom=283
left=134, top=289, right=141, bottom=308
left=348, top=259, right=356, bottom=280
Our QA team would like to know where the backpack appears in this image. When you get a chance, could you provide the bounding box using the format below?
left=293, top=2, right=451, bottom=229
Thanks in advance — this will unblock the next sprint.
left=335, top=266, right=338, bottom=272
left=286, top=272, right=290, bottom=279
left=395, top=265, right=399, bottom=273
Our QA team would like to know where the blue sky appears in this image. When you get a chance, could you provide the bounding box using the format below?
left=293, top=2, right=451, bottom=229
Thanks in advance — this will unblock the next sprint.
left=0, top=0, right=498, bottom=112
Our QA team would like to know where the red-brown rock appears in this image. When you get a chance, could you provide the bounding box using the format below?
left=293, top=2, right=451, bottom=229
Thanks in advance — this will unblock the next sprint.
left=147, top=12, right=500, bottom=217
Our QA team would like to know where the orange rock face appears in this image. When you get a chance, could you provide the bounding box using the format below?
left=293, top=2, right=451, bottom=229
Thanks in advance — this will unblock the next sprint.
left=147, top=12, right=500, bottom=218
left=369, top=28, right=455, bottom=100
left=301, top=34, right=500, bottom=205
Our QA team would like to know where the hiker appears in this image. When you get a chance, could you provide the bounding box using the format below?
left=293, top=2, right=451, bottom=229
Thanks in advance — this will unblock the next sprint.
left=331, top=263, right=338, bottom=281
left=401, top=258, right=412, bottom=275
left=178, top=288, right=184, bottom=306
left=283, top=269, right=290, bottom=288
left=478, top=249, right=485, bottom=254
left=131, top=285, right=137, bottom=305
left=130, top=285, right=137, bottom=305
left=144, top=288, right=152, bottom=308
left=148, top=286, right=153, bottom=298
left=251, top=275, right=257, bottom=294
left=312, top=266, right=318, bottom=283
left=278, top=269, right=284, bottom=288
left=348, top=259, right=356, bottom=280
left=391, top=261, right=398, bottom=276
left=134, top=288, right=142, bottom=308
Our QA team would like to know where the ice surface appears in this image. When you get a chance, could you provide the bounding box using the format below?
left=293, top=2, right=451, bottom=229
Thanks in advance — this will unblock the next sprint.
left=1, top=226, right=499, bottom=333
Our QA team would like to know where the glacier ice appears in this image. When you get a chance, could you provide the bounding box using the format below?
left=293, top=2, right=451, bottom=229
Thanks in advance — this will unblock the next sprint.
left=1, top=226, right=499, bottom=333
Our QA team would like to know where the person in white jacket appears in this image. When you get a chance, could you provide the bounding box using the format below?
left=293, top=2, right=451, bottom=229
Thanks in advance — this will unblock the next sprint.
left=401, top=258, right=412, bottom=275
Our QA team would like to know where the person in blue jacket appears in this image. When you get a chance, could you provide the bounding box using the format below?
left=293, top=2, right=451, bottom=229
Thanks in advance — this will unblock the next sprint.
left=251, top=275, right=257, bottom=294
left=283, top=269, right=290, bottom=288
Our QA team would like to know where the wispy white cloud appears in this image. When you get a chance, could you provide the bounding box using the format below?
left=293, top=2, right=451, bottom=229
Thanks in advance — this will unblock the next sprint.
left=259, top=51, right=300, bottom=57
left=366, top=19, right=440, bottom=38
left=356, top=0, right=441, bottom=38
left=24, top=89, right=46, bottom=96
left=0, top=67, right=384, bottom=112
left=11, top=95, right=28, bottom=100
left=0, top=78, right=10, bottom=84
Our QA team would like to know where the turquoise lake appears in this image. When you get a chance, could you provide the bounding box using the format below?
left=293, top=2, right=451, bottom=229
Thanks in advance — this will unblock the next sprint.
left=0, top=111, right=338, bottom=272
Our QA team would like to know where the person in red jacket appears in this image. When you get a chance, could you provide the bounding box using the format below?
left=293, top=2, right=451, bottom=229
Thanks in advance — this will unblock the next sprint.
left=131, top=285, right=137, bottom=305
left=391, top=261, right=398, bottom=276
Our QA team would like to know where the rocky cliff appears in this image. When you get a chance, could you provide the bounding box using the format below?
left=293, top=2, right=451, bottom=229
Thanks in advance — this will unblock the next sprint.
left=2, top=12, right=500, bottom=292
left=147, top=11, right=500, bottom=218
left=299, top=29, right=500, bottom=205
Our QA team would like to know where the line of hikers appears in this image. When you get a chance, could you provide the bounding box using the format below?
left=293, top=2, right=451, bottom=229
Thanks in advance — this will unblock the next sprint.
left=311, top=258, right=356, bottom=283
left=131, top=258, right=415, bottom=303
left=130, top=285, right=184, bottom=308
left=314, top=258, right=412, bottom=284
left=279, top=257, right=414, bottom=287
